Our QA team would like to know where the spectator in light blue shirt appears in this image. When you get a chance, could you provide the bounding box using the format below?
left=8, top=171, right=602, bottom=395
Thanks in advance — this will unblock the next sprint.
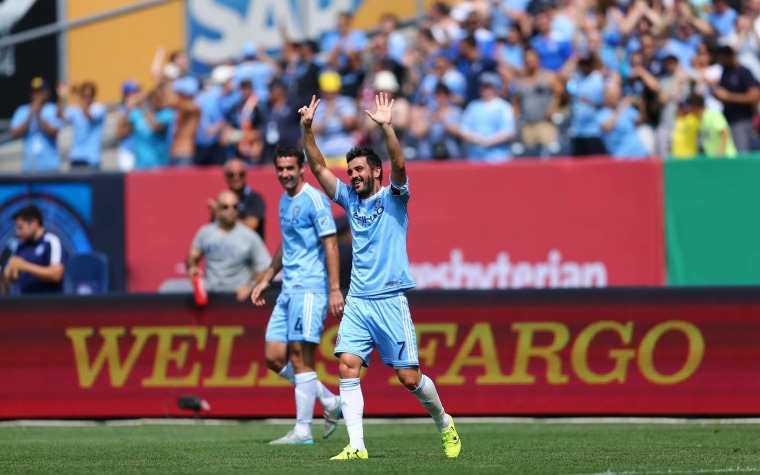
left=123, top=88, right=175, bottom=170
left=321, top=11, right=368, bottom=72
left=234, top=42, right=277, bottom=106
left=566, top=53, right=608, bottom=157
left=708, top=0, right=737, bottom=37
left=10, top=77, right=63, bottom=172
left=491, top=0, right=531, bottom=38
left=312, top=71, right=359, bottom=159
left=597, top=84, right=649, bottom=159
left=57, top=81, right=106, bottom=170
left=460, top=73, right=516, bottom=162
left=495, top=25, right=525, bottom=73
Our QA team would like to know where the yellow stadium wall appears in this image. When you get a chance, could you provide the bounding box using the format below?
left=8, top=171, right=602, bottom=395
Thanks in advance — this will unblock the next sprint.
left=66, top=0, right=185, bottom=104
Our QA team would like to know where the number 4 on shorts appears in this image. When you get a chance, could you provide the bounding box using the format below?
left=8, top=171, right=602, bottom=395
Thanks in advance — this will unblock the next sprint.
left=295, top=318, right=302, bottom=333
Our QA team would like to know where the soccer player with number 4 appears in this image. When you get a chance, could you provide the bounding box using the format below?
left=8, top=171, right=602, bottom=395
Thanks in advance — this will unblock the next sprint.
left=251, top=145, right=345, bottom=445
left=299, top=93, right=462, bottom=460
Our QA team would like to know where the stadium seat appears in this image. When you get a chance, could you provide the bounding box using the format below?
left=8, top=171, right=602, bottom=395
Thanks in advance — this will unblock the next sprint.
left=63, top=251, right=109, bottom=295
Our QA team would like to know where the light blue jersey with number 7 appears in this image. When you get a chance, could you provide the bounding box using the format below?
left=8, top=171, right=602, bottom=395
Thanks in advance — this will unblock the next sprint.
left=332, top=177, right=416, bottom=297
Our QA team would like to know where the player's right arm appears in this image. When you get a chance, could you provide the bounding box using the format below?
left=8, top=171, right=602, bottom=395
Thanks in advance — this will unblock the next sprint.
left=186, top=248, right=203, bottom=280
left=251, top=244, right=283, bottom=306
left=299, top=96, right=338, bottom=199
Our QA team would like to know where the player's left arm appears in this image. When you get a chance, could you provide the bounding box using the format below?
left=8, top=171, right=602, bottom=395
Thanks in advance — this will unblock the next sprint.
left=366, top=93, right=406, bottom=186
left=321, top=234, right=344, bottom=318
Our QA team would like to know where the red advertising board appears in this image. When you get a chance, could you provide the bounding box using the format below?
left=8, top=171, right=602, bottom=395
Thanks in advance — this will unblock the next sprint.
left=1, top=289, right=758, bottom=419
left=125, top=160, right=664, bottom=292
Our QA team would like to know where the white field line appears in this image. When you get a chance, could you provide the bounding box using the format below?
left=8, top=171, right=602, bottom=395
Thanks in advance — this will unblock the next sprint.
left=3, top=417, right=760, bottom=427
left=568, top=468, right=760, bottom=475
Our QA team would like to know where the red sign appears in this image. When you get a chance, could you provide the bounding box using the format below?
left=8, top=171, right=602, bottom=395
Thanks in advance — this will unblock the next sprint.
left=125, top=160, right=665, bottom=292
left=1, top=290, right=757, bottom=419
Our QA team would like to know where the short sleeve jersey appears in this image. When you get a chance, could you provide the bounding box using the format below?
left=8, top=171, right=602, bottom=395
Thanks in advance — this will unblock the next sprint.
left=191, top=222, right=271, bottom=292
left=279, top=183, right=336, bottom=293
left=14, top=231, right=67, bottom=293
left=333, top=178, right=415, bottom=297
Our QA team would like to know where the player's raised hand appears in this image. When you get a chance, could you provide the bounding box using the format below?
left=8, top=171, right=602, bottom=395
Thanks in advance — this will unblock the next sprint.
left=250, top=279, right=270, bottom=306
left=365, top=92, right=394, bottom=126
left=299, top=95, right=320, bottom=129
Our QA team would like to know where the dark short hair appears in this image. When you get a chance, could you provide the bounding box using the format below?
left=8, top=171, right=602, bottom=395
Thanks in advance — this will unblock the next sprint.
left=434, top=82, right=451, bottom=95
left=274, top=145, right=305, bottom=167
left=685, top=93, right=705, bottom=108
left=12, top=204, right=43, bottom=225
left=346, top=146, right=383, bottom=182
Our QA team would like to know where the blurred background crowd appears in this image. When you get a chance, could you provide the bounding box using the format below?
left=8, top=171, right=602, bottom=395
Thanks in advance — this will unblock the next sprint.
left=8, top=0, right=760, bottom=173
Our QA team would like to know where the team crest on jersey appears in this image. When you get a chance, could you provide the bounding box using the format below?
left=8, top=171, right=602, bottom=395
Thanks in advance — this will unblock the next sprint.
left=374, top=198, right=382, bottom=210
left=292, top=206, right=300, bottom=218
left=35, top=244, right=44, bottom=256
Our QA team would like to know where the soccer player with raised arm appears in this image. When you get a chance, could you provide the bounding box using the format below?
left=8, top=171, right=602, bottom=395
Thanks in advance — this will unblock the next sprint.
left=251, top=145, right=344, bottom=445
left=299, top=94, right=461, bottom=460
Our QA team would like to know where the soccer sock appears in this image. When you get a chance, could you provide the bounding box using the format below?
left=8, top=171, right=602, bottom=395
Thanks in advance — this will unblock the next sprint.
left=339, top=378, right=365, bottom=451
left=316, top=381, right=339, bottom=411
left=410, top=374, right=450, bottom=432
left=278, top=361, right=295, bottom=385
left=294, top=372, right=318, bottom=439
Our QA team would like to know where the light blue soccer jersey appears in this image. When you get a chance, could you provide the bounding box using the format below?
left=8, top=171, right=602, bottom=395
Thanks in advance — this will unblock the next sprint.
left=280, top=183, right=336, bottom=293
left=333, top=178, right=415, bottom=297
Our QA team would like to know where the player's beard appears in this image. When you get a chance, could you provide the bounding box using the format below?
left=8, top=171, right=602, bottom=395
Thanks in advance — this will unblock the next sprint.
left=354, top=175, right=375, bottom=199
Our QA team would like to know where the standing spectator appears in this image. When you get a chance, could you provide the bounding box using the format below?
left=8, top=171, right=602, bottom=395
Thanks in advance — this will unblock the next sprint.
left=512, top=48, right=561, bottom=154
left=287, top=40, right=322, bottom=105
left=195, top=65, right=235, bottom=166
left=259, top=79, right=302, bottom=161
left=312, top=71, right=359, bottom=160
left=379, top=13, right=407, bottom=64
left=321, top=11, right=368, bottom=73
left=670, top=101, right=701, bottom=159
left=10, top=77, right=63, bottom=171
left=118, top=87, right=175, bottom=170
left=166, top=76, right=200, bottom=166
left=708, top=0, right=738, bottom=37
left=57, top=81, right=107, bottom=170
left=235, top=42, right=278, bottom=106
left=491, top=0, right=531, bottom=38
left=410, top=83, right=463, bottom=159
left=529, top=8, right=574, bottom=73
left=208, top=158, right=266, bottom=239
left=714, top=45, right=760, bottom=152
left=459, top=72, right=516, bottom=162
left=1, top=205, right=66, bottom=294
left=456, top=35, right=499, bottom=103
left=597, top=84, right=650, bottom=159
left=116, top=80, right=140, bottom=171
left=494, top=24, right=526, bottom=79
left=416, top=53, right=467, bottom=107
left=187, top=190, right=271, bottom=302
left=428, top=2, right=462, bottom=47
left=656, top=55, right=691, bottom=158
left=686, top=93, right=737, bottom=158
left=564, top=53, right=607, bottom=157
left=690, top=42, right=723, bottom=112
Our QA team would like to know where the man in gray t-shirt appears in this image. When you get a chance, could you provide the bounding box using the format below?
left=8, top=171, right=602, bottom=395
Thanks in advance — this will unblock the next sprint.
left=187, top=190, right=271, bottom=301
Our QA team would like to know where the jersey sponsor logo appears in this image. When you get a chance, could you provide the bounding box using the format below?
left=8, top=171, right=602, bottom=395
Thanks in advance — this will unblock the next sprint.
left=35, top=244, right=44, bottom=256
left=352, top=199, right=385, bottom=226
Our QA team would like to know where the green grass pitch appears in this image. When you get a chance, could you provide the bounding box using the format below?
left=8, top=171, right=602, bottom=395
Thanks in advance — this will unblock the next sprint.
left=2, top=420, right=760, bottom=474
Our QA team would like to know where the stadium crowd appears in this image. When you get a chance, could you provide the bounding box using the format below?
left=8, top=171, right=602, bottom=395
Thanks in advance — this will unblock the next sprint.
left=10, top=0, right=760, bottom=171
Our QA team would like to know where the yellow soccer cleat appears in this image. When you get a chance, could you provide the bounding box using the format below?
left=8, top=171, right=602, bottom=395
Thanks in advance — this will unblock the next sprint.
left=440, top=414, right=462, bottom=458
left=329, top=444, right=369, bottom=460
